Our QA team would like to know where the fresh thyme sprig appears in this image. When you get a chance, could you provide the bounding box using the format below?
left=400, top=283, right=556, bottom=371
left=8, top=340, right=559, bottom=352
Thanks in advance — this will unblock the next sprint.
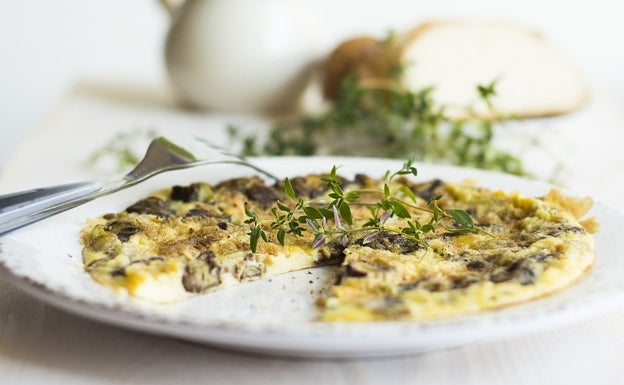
left=244, top=160, right=479, bottom=253
left=229, top=74, right=526, bottom=176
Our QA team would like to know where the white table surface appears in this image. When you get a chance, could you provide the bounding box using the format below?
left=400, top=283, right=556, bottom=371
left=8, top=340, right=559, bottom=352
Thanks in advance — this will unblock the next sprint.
left=1, top=79, right=624, bottom=385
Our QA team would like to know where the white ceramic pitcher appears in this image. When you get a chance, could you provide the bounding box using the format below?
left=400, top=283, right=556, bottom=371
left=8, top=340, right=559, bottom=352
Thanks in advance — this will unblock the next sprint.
left=161, top=0, right=319, bottom=113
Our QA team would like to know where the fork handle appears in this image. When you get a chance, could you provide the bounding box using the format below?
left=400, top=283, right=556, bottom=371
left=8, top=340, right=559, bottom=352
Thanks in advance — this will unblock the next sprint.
left=0, top=181, right=103, bottom=235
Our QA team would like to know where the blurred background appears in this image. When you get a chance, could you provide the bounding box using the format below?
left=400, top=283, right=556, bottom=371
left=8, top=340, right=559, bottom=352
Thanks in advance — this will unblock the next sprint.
left=1, top=0, right=622, bottom=167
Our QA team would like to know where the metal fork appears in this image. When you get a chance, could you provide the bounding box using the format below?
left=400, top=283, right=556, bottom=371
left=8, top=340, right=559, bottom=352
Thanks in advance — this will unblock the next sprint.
left=0, top=135, right=277, bottom=235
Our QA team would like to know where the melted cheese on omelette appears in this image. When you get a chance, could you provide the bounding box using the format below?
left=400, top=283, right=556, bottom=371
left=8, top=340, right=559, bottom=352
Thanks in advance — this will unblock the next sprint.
left=80, top=174, right=597, bottom=321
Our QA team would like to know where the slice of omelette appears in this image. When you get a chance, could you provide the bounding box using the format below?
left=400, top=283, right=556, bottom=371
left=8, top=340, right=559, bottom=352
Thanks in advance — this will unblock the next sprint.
left=80, top=173, right=597, bottom=320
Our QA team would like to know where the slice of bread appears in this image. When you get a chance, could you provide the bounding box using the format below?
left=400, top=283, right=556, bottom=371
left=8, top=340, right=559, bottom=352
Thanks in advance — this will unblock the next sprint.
left=399, top=21, right=587, bottom=118
left=322, top=21, right=587, bottom=119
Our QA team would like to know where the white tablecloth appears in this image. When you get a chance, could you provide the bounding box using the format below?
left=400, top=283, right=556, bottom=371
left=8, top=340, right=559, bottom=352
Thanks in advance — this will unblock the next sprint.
left=1, top=80, right=624, bottom=385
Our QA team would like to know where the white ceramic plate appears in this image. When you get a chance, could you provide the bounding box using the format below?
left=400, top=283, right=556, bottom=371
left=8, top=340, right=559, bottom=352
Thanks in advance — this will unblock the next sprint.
left=1, top=157, right=624, bottom=358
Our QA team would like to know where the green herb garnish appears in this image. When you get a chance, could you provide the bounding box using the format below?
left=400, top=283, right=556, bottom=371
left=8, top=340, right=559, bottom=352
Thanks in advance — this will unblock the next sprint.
left=244, top=160, right=481, bottom=252
left=230, top=74, right=526, bottom=176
